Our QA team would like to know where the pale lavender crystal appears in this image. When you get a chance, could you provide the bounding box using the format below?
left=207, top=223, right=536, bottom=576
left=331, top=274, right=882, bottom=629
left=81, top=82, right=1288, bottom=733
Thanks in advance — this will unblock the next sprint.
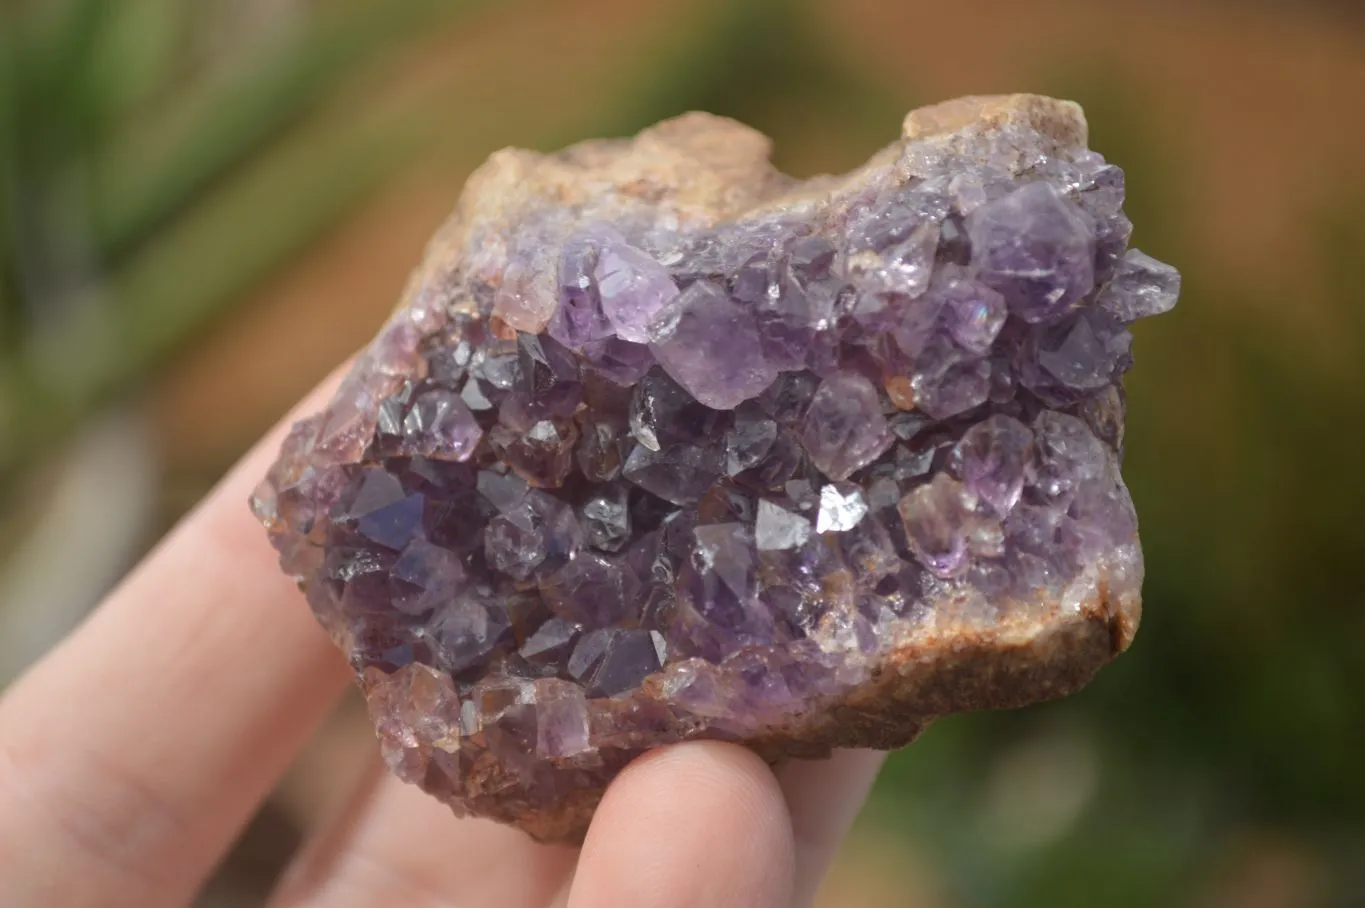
left=647, top=280, right=778, bottom=409
left=897, top=473, right=975, bottom=577
left=755, top=499, right=813, bottom=550
left=1097, top=249, right=1181, bottom=322
left=969, top=181, right=1096, bottom=323
left=344, top=469, right=425, bottom=551
left=800, top=373, right=892, bottom=480
left=399, top=388, right=483, bottom=461
left=621, top=443, right=721, bottom=505
left=952, top=415, right=1033, bottom=517
left=1031, top=309, right=1132, bottom=393
left=750, top=237, right=842, bottom=371
left=536, top=685, right=591, bottom=757
left=596, top=234, right=680, bottom=342
left=390, top=538, right=467, bottom=614
left=829, top=507, right=898, bottom=582
left=576, top=628, right=662, bottom=696
left=580, top=484, right=631, bottom=552
left=1030, top=411, right=1109, bottom=506
left=935, top=269, right=1008, bottom=354
left=548, top=229, right=617, bottom=348
left=484, top=490, right=581, bottom=580
left=424, top=588, right=513, bottom=673
left=254, top=95, right=1177, bottom=844
left=848, top=220, right=940, bottom=297
left=908, top=341, right=992, bottom=419
left=540, top=552, right=642, bottom=629
left=815, top=483, right=868, bottom=533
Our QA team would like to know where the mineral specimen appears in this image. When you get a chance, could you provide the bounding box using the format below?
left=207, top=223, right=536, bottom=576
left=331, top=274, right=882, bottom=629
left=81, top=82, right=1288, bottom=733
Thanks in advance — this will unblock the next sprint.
left=252, top=95, right=1178, bottom=842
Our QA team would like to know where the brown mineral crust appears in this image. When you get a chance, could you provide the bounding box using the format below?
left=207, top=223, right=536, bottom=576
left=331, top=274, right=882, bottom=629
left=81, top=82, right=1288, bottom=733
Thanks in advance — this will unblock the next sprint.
left=900, top=93, right=1087, bottom=147
left=388, top=571, right=1135, bottom=844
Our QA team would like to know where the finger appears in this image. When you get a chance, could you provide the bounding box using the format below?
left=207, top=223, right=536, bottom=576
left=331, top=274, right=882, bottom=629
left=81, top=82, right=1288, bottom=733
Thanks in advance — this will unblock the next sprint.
left=777, top=749, right=886, bottom=907
left=567, top=741, right=796, bottom=908
left=271, top=755, right=577, bottom=908
left=0, top=365, right=355, bottom=908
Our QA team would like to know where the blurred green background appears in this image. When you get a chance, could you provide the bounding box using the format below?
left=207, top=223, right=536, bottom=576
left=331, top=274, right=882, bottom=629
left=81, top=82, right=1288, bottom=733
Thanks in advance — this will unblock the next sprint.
left=3, top=0, right=1363, bottom=905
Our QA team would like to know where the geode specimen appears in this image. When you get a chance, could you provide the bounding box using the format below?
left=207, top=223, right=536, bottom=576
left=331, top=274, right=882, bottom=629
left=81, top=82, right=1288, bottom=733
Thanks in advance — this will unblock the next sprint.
left=253, top=95, right=1178, bottom=841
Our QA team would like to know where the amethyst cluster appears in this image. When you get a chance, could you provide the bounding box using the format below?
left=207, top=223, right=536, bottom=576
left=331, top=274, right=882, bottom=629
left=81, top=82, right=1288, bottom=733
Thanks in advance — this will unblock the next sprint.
left=253, top=95, right=1178, bottom=840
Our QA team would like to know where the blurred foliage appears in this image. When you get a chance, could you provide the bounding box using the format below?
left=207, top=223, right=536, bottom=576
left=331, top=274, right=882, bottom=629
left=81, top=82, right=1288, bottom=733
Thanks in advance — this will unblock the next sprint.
left=0, top=0, right=499, bottom=488
left=4, top=1, right=1364, bottom=905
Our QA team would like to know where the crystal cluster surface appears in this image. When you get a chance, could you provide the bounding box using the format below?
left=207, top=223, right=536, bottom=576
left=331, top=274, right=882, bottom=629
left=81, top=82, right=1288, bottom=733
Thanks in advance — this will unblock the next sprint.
left=253, top=95, right=1178, bottom=841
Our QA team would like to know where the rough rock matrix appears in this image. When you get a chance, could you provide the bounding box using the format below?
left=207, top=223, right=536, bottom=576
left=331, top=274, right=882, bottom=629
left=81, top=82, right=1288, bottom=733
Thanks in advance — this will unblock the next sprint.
left=253, top=95, right=1179, bottom=841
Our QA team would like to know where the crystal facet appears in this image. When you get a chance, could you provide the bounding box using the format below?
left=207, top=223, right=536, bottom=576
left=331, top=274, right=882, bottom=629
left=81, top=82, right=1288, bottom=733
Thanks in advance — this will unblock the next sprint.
left=647, top=280, right=778, bottom=409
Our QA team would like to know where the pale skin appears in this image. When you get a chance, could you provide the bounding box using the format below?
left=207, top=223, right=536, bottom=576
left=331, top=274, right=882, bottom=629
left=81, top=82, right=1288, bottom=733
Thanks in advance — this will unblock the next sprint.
left=0, top=365, right=886, bottom=908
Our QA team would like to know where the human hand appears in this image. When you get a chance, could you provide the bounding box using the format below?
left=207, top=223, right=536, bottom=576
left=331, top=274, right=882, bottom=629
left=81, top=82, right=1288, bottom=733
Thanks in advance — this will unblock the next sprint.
left=0, top=366, right=885, bottom=908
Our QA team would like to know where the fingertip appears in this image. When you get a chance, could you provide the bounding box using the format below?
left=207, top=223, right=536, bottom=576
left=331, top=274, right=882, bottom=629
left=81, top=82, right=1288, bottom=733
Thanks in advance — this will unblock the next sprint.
left=568, top=741, right=795, bottom=908
left=778, top=749, right=886, bottom=906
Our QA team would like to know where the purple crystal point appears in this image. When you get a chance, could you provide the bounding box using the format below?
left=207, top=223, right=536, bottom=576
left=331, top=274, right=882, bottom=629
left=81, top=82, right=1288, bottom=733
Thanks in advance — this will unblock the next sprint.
left=483, top=489, right=581, bottom=580
left=647, top=280, right=778, bottom=409
left=1027, top=309, right=1133, bottom=397
left=725, top=405, right=779, bottom=476
left=596, top=233, right=680, bottom=342
left=906, top=340, right=992, bottom=419
left=755, top=498, right=813, bottom=550
left=1097, top=249, right=1181, bottom=322
left=255, top=94, right=1177, bottom=843
left=580, top=483, right=631, bottom=552
left=897, top=473, right=976, bottom=577
left=935, top=268, right=1008, bottom=355
left=621, top=443, right=722, bottom=505
left=390, top=538, right=467, bottom=614
left=540, top=552, right=642, bottom=629
left=800, top=373, right=893, bottom=480
left=425, top=589, right=514, bottom=674
left=399, top=388, right=483, bottom=461
left=535, top=682, right=591, bottom=757
left=952, top=414, right=1033, bottom=517
left=548, top=228, right=618, bottom=348
left=521, top=617, right=578, bottom=665
left=969, top=181, right=1096, bottom=323
left=581, top=628, right=661, bottom=696
left=580, top=336, right=655, bottom=386
left=815, top=483, right=868, bottom=533
left=1030, top=410, right=1109, bottom=507
left=673, top=522, right=776, bottom=659
left=344, top=469, right=425, bottom=551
